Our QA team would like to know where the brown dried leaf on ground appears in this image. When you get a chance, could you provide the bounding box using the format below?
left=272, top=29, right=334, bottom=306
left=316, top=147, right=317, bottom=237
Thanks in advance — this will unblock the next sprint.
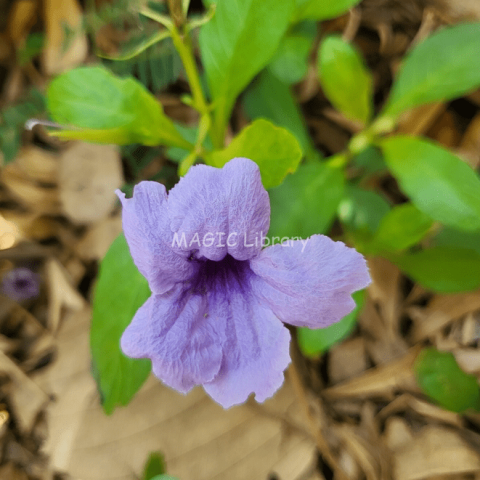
left=42, top=0, right=88, bottom=75
left=59, top=143, right=124, bottom=225
left=35, top=308, right=316, bottom=480
left=394, top=425, right=480, bottom=480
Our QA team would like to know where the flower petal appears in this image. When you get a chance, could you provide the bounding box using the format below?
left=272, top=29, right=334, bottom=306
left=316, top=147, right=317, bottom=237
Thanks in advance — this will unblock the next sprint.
left=203, top=289, right=291, bottom=409
left=117, top=182, right=197, bottom=294
left=250, top=235, right=371, bottom=328
left=167, top=158, right=270, bottom=261
left=121, top=287, right=225, bottom=393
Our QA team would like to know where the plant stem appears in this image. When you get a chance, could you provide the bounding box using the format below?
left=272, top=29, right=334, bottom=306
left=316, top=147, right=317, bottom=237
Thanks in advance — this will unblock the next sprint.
left=169, top=24, right=209, bottom=117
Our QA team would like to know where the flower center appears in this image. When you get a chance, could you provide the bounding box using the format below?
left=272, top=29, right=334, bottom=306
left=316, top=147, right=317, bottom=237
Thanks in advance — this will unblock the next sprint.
left=190, top=254, right=252, bottom=297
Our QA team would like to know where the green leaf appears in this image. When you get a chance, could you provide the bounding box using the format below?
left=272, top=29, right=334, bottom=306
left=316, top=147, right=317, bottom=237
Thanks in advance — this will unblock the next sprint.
left=91, top=234, right=151, bottom=414
left=297, top=290, right=365, bottom=357
left=414, top=348, right=480, bottom=413
left=199, top=0, right=294, bottom=145
left=242, top=69, right=320, bottom=162
left=371, top=203, right=433, bottom=252
left=338, top=185, right=391, bottom=235
left=434, top=227, right=480, bottom=256
left=150, top=476, right=179, bottom=480
left=47, top=66, right=191, bottom=148
left=393, top=247, right=480, bottom=293
left=381, top=136, right=480, bottom=231
left=104, top=37, right=183, bottom=93
left=269, top=161, right=344, bottom=238
left=268, top=21, right=316, bottom=85
left=294, top=0, right=361, bottom=22
left=352, top=146, right=387, bottom=175
left=384, top=23, right=480, bottom=118
left=18, top=32, right=45, bottom=65
left=209, top=119, right=302, bottom=189
left=318, top=35, right=373, bottom=124
left=143, top=452, right=166, bottom=480
left=0, top=88, right=45, bottom=164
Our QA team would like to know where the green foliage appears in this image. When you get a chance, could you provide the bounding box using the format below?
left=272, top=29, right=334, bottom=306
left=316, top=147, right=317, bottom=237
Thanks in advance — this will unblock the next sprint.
left=0, top=89, right=45, bottom=164
left=381, top=136, right=480, bottom=231
left=318, top=35, right=373, bottom=124
left=393, top=247, right=480, bottom=293
left=143, top=452, right=166, bottom=480
left=384, top=23, right=480, bottom=118
left=370, top=203, right=433, bottom=253
left=18, top=32, right=45, bottom=65
left=338, top=186, right=390, bottom=235
left=243, top=70, right=320, bottom=162
left=150, top=476, right=179, bottom=480
left=352, top=146, right=387, bottom=175
left=209, top=119, right=303, bottom=189
left=199, top=0, right=294, bottom=145
left=269, top=162, right=344, bottom=238
left=294, top=0, right=361, bottom=22
left=91, top=234, right=151, bottom=414
left=47, top=66, right=192, bottom=148
left=434, top=227, right=480, bottom=256
left=297, top=290, right=365, bottom=357
left=104, top=37, right=183, bottom=93
left=414, top=348, right=480, bottom=413
left=268, top=21, right=317, bottom=85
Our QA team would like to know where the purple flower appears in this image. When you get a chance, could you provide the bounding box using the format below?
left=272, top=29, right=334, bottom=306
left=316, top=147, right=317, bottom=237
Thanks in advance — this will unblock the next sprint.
left=1, top=267, right=40, bottom=302
left=117, top=158, right=370, bottom=408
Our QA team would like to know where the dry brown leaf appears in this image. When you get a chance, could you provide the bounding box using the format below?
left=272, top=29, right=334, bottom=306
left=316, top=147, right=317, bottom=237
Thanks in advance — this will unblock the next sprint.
left=59, top=143, right=123, bottom=224
left=323, top=347, right=421, bottom=401
left=453, top=348, right=480, bottom=374
left=394, top=425, right=480, bottom=480
left=6, top=0, right=38, bottom=46
left=0, top=351, right=49, bottom=433
left=397, top=103, right=446, bottom=136
left=0, top=462, right=29, bottom=480
left=36, top=309, right=315, bottom=480
left=383, top=417, right=413, bottom=452
left=45, top=258, right=86, bottom=331
left=0, top=213, right=21, bottom=250
left=75, top=215, right=123, bottom=261
left=1, top=163, right=61, bottom=215
left=15, top=146, right=58, bottom=184
left=377, top=393, right=463, bottom=428
left=367, top=257, right=402, bottom=336
left=42, top=0, right=88, bottom=74
left=329, top=338, right=368, bottom=384
left=434, top=0, right=480, bottom=20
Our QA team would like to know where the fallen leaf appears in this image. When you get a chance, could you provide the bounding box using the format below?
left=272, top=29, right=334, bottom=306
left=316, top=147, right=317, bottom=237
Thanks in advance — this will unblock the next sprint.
left=394, top=425, right=480, bottom=480
left=323, top=347, right=421, bottom=400
left=42, top=0, right=88, bottom=75
left=59, top=143, right=123, bottom=224
left=45, top=258, right=86, bottom=331
left=36, top=309, right=316, bottom=480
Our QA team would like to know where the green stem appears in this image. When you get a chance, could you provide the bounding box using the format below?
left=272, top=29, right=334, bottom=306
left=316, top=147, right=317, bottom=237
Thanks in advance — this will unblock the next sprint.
left=170, top=25, right=209, bottom=117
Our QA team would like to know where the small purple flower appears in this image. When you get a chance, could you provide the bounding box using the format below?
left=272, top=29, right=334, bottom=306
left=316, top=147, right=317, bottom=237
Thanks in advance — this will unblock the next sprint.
left=117, top=158, right=370, bottom=408
left=1, top=267, right=40, bottom=302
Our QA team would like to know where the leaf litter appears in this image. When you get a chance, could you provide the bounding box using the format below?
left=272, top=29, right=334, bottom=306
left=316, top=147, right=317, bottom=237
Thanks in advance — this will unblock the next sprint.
left=1, top=0, right=480, bottom=479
